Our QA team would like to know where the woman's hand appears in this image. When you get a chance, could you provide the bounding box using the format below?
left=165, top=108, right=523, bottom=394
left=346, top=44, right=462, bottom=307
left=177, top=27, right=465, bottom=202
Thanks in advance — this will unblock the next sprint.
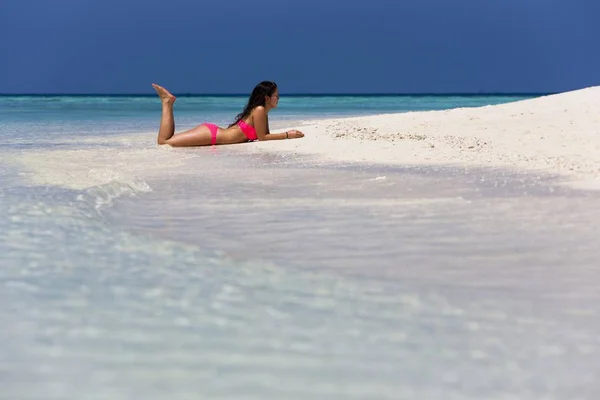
left=287, top=129, right=304, bottom=139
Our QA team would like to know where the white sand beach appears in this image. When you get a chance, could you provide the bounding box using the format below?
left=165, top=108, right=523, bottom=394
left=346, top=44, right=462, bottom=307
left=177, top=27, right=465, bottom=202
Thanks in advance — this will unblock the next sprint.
left=254, top=86, right=600, bottom=190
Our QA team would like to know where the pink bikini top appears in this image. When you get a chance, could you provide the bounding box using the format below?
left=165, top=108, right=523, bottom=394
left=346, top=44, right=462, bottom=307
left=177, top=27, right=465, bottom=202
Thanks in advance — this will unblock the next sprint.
left=237, top=120, right=258, bottom=141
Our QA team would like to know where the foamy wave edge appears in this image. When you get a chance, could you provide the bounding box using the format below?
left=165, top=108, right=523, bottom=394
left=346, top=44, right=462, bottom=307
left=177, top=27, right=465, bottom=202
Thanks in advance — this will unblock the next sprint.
left=75, top=178, right=152, bottom=214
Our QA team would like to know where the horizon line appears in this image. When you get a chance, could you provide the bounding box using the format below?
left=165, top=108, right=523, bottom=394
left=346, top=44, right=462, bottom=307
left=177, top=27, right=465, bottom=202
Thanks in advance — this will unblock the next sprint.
left=0, top=92, right=554, bottom=97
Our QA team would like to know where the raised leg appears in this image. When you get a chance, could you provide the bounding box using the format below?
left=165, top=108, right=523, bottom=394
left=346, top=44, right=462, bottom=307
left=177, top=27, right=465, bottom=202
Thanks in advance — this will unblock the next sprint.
left=152, top=83, right=177, bottom=144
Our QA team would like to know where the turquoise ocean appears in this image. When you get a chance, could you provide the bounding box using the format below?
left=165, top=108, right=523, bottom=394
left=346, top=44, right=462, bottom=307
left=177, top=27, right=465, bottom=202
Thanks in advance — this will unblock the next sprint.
left=2, top=94, right=600, bottom=399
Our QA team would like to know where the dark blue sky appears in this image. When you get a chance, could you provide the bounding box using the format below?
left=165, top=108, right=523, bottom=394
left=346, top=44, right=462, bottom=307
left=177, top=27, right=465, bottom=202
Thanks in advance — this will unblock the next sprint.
left=1, top=0, right=599, bottom=94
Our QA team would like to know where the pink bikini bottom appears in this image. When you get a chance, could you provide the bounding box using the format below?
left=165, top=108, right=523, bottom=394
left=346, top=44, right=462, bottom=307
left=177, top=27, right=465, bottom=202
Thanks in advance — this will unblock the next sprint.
left=201, top=123, right=219, bottom=145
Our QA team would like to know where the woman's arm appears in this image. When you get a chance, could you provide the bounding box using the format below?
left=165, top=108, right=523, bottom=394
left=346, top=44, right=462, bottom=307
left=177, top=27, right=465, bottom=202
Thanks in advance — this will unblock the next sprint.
left=252, top=107, right=304, bottom=140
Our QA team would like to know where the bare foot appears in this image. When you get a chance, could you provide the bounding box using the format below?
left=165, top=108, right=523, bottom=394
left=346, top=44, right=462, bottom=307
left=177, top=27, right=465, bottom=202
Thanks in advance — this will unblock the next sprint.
left=151, top=83, right=176, bottom=104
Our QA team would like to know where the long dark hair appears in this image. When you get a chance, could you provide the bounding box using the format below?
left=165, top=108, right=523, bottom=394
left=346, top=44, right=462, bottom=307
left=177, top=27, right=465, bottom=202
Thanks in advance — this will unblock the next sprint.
left=229, top=81, right=278, bottom=127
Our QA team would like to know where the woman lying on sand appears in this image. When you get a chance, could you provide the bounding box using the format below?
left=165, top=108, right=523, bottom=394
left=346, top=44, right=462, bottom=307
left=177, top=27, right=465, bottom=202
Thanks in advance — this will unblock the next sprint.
left=152, top=81, right=305, bottom=147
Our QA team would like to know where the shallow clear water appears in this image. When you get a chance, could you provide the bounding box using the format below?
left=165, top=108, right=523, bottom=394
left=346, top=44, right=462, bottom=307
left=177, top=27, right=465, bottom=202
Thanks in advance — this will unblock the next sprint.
left=2, top=94, right=600, bottom=399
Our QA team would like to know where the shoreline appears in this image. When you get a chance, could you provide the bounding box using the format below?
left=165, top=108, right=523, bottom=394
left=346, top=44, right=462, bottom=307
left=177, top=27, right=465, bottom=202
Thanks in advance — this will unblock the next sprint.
left=251, top=86, right=600, bottom=191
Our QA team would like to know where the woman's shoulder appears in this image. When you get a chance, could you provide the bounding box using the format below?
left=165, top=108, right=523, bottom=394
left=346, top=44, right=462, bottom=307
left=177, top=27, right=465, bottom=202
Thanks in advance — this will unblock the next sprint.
left=251, top=105, right=266, bottom=115
left=250, top=106, right=267, bottom=121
